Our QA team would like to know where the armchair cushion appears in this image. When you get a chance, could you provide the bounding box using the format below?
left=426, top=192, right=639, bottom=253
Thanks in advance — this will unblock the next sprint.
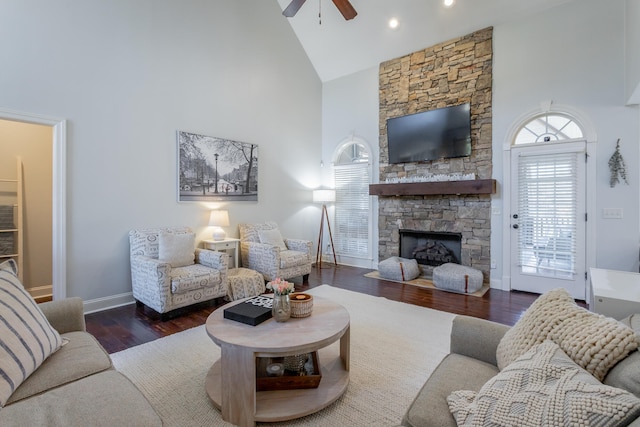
left=158, top=232, right=195, bottom=268
left=0, top=260, right=65, bottom=408
left=280, top=250, right=309, bottom=269
left=258, top=228, right=287, bottom=250
left=170, top=264, right=222, bottom=294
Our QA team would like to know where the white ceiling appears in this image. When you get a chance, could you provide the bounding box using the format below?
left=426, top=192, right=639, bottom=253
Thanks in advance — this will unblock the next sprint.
left=276, top=0, right=576, bottom=82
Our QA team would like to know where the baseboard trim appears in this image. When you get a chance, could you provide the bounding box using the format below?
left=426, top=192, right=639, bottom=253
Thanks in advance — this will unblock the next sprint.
left=83, top=292, right=135, bottom=314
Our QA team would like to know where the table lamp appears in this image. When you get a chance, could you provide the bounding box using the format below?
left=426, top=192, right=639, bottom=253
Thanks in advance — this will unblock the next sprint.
left=209, top=210, right=230, bottom=241
left=313, top=189, right=337, bottom=268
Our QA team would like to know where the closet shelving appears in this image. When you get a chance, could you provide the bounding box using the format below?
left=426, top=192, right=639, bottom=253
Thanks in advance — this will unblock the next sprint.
left=0, top=158, right=24, bottom=281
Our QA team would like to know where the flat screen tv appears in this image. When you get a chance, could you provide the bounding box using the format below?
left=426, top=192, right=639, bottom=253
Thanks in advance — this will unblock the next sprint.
left=386, top=103, right=472, bottom=164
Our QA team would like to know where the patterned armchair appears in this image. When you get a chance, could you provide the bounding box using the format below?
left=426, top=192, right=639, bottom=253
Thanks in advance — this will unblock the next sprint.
left=129, top=227, right=228, bottom=319
left=239, top=222, right=312, bottom=282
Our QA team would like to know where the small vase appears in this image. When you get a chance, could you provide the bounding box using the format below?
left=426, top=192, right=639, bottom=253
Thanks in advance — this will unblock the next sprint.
left=272, top=294, right=291, bottom=322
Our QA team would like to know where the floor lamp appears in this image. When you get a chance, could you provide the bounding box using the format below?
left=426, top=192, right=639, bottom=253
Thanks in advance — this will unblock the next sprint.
left=313, top=189, right=337, bottom=269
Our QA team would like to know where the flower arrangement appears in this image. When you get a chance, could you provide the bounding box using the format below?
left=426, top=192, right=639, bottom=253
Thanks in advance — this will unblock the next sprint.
left=266, top=278, right=295, bottom=295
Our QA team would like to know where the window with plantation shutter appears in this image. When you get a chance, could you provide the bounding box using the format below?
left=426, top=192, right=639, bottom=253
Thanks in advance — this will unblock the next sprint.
left=334, top=163, right=370, bottom=258
left=516, top=151, right=579, bottom=279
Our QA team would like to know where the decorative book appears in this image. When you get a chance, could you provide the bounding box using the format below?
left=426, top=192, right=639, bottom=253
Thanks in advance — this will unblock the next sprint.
left=223, top=295, right=273, bottom=326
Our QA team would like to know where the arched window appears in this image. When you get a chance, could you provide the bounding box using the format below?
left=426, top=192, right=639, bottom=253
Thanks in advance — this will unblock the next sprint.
left=333, top=139, right=371, bottom=259
left=514, top=113, right=584, bottom=145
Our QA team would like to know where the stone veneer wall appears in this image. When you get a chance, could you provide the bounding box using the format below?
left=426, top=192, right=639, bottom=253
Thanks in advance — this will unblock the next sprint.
left=378, top=27, right=493, bottom=281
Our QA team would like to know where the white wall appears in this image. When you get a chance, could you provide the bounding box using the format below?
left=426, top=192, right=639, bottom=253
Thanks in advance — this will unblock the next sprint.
left=322, top=0, right=640, bottom=284
left=321, top=67, right=379, bottom=268
left=627, top=0, right=640, bottom=104
left=0, top=0, right=322, bottom=307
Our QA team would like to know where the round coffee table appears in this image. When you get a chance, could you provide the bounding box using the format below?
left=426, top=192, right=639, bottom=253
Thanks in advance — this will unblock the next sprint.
left=205, top=295, right=350, bottom=427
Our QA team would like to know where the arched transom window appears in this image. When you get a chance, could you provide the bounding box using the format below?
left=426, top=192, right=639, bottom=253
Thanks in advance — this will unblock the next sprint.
left=514, top=113, right=584, bottom=145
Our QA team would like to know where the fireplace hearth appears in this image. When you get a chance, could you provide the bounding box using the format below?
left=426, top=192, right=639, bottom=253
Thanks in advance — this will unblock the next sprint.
left=399, top=230, right=462, bottom=276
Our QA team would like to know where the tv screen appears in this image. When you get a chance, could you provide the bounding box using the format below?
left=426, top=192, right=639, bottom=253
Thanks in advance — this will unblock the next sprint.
left=386, top=103, right=471, bottom=164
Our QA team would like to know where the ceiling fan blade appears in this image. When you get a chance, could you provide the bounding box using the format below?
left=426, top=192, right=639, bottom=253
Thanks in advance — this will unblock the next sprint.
left=283, top=0, right=307, bottom=17
left=331, top=0, right=357, bottom=20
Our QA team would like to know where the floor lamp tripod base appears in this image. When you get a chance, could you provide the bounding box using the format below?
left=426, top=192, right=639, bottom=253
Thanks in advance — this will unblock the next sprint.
left=315, top=204, right=337, bottom=269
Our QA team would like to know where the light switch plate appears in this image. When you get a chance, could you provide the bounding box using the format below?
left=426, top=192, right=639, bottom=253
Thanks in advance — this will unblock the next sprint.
left=603, top=208, right=623, bottom=219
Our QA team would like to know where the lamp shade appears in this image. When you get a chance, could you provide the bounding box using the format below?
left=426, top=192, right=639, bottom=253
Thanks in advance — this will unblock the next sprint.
left=313, top=189, right=336, bottom=204
left=208, top=210, right=230, bottom=227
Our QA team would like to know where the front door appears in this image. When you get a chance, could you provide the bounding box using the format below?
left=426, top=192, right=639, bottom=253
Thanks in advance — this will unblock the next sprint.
left=509, top=141, right=587, bottom=300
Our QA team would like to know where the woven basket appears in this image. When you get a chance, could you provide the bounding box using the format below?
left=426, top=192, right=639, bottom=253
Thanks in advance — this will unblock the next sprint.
left=290, top=293, right=313, bottom=318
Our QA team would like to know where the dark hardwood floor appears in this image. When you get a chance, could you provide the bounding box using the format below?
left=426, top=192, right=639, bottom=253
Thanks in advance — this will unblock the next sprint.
left=85, top=264, right=541, bottom=354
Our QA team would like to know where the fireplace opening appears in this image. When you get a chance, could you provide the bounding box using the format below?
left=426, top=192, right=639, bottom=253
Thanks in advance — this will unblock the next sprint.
left=399, top=230, right=462, bottom=275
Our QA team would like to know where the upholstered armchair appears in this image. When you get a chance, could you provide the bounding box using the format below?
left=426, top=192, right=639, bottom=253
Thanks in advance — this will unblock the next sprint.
left=129, top=227, right=228, bottom=319
left=238, top=221, right=312, bottom=282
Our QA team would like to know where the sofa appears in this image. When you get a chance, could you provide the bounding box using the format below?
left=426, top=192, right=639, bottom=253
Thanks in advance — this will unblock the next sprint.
left=402, top=288, right=640, bottom=427
left=0, top=295, right=162, bottom=426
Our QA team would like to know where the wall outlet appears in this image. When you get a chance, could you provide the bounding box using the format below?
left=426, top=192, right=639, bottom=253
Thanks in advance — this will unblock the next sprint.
left=603, top=208, right=623, bottom=219
left=491, top=260, right=497, bottom=269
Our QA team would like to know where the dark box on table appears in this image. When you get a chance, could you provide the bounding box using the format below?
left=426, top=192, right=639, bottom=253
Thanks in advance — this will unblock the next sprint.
left=223, top=295, right=273, bottom=326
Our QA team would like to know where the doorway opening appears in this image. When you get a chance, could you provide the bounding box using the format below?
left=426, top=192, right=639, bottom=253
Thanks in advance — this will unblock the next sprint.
left=0, top=110, right=66, bottom=300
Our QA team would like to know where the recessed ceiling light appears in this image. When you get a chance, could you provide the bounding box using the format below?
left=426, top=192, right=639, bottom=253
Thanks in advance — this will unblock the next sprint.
left=388, top=18, right=399, bottom=29
left=444, top=0, right=454, bottom=7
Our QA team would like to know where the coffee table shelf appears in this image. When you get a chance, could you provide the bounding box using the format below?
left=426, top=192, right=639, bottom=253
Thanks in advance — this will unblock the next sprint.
left=205, top=343, right=348, bottom=422
left=205, top=296, right=350, bottom=427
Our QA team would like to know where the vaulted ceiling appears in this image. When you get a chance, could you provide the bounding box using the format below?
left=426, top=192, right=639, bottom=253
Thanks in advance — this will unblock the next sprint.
left=276, top=0, right=576, bottom=82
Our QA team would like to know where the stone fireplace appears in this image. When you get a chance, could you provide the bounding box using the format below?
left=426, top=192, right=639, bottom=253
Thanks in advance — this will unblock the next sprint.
left=376, top=27, right=493, bottom=284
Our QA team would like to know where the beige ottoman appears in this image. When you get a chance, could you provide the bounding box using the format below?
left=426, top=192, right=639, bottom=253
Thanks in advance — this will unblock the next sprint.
left=226, top=268, right=266, bottom=301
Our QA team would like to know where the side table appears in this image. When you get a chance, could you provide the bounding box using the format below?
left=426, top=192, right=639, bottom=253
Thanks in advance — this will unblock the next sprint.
left=590, top=267, right=640, bottom=320
left=202, top=238, right=240, bottom=269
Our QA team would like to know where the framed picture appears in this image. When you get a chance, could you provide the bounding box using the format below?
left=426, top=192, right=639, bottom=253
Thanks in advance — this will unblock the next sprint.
left=177, top=131, right=258, bottom=202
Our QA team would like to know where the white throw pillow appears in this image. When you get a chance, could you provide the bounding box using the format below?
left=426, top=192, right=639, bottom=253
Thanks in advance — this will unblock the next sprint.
left=496, top=288, right=638, bottom=381
left=448, top=341, right=640, bottom=427
left=258, top=228, right=287, bottom=250
left=0, top=260, right=65, bottom=407
left=158, top=232, right=195, bottom=268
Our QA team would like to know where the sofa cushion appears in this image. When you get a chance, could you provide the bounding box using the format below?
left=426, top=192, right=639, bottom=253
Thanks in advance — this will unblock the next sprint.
left=258, top=228, right=287, bottom=250
left=7, top=331, right=112, bottom=404
left=496, top=288, right=638, bottom=381
left=449, top=341, right=640, bottom=427
left=158, top=232, right=195, bottom=268
left=170, top=264, right=222, bottom=294
left=402, top=353, right=499, bottom=427
left=0, top=370, right=162, bottom=426
left=605, top=313, right=640, bottom=397
left=0, top=261, right=65, bottom=407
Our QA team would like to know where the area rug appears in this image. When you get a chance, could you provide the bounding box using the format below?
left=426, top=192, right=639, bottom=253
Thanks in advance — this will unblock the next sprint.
left=111, top=285, right=455, bottom=427
left=364, top=270, right=490, bottom=297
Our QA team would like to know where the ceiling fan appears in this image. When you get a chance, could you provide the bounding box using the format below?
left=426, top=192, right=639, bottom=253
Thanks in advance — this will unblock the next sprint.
left=283, top=0, right=358, bottom=21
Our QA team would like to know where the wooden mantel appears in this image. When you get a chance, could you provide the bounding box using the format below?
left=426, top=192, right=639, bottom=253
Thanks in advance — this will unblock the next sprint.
left=369, top=179, right=496, bottom=197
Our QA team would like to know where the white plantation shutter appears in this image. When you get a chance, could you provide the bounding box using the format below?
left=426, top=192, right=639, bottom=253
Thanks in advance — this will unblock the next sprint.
left=334, top=163, right=370, bottom=258
left=517, top=152, right=578, bottom=276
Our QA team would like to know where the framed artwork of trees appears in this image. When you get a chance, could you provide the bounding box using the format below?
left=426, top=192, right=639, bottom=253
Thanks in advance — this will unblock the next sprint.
left=177, top=131, right=258, bottom=202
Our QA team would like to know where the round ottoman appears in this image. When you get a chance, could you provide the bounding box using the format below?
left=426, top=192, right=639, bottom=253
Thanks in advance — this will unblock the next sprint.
left=378, top=256, right=421, bottom=281
left=432, top=263, right=483, bottom=293
left=226, top=268, right=266, bottom=301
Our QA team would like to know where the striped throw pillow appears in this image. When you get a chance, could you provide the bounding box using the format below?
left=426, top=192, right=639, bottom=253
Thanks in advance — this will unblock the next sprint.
left=0, top=259, right=64, bottom=407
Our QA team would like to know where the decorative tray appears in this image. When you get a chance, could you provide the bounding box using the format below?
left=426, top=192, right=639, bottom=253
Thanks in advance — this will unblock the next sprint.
left=256, top=351, right=321, bottom=391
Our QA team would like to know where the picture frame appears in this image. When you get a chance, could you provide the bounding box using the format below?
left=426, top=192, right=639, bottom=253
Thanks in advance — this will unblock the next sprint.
left=177, top=131, right=258, bottom=202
